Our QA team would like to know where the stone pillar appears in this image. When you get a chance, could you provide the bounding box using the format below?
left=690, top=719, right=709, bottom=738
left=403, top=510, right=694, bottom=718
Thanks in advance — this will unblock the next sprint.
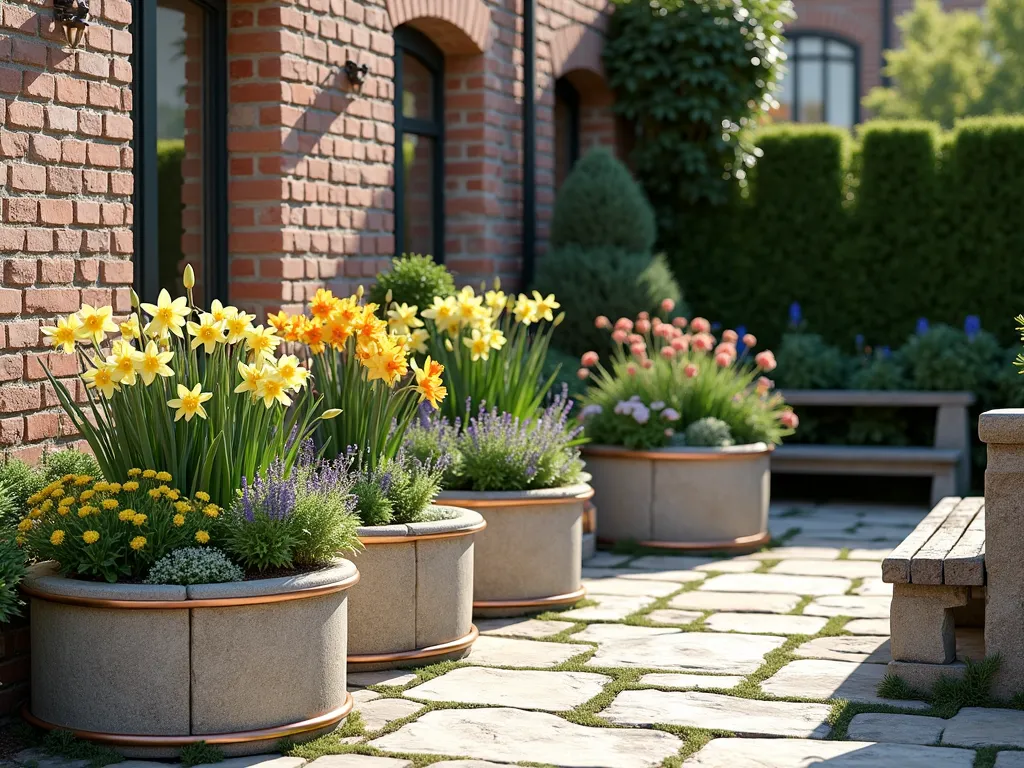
left=979, top=408, right=1024, bottom=697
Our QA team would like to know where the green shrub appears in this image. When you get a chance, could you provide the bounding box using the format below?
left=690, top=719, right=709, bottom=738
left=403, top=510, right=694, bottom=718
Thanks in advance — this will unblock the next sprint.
left=682, top=417, right=734, bottom=448
left=549, top=148, right=656, bottom=252
left=0, top=536, right=25, bottom=623
left=146, top=547, right=244, bottom=586
left=0, top=481, right=17, bottom=532
left=369, top=253, right=455, bottom=312
left=157, top=139, right=185, bottom=294
left=773, top=333, right=850, bottom=390
left=900, top=323, right=1003, bottom=391
left=0, top=457, right=43, bottom=510
left=849, top=351, right=909, bottom=390
left=40, top=448, right=102, bottom=484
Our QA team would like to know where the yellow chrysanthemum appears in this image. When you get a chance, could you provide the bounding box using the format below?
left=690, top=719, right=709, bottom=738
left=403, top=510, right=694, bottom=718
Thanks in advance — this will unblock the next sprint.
left=132, top=513, right=147, bottom=527
left=174, top=500, right=192, bottom=513
left=78, top=506, right=96, bottom=518
left=107, top=482, right=122, bottom=493
left=40, top=499, right=53, bottom=512
left=156, top=471, right=172, bottom=482
left=148, top=488, right=162, bottom=499
left=50, top=530, right=65, bottom=546
left=173, top=514, right=186, bottom=527
left=101, top=499, right=119, bottom=510
left=78, top=489, right=95, bottom=501
left=195, top=530, right=210, bottom=544
left=42, top=313, right=83, bottom=354
left=28, top=508, right=42, bottom=519
left=128, top=468, right=142, bottom=477
left=119, top=509, right=135, bottom=522
left=142, top=469, right=157, bottom=479
left=59, top=497, right=75, bottom=507
left=82, top=530, right=100, bottom=544
left=203, top=504, right=220, bottom=518
left=123, top=481, right=139, bottom=492
left=74, top=475, right=92, bottom=486
left=130, top=536, right=147, bottom=551
left=17, top=519, right=32, bottom=533
left=166, top=489, right=180, bottom=501
left=195, top=491, right=210, bottom=503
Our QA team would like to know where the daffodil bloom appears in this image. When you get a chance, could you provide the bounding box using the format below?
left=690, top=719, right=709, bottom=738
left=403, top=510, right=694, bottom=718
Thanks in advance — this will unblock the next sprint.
left=209, top=300, right=237, bottom=324
left=135, top=340, right=174, bottom=385
left=513, top=294, right=539, bottom=325
left=310, top=288, right=338, bottom=321
left=166, top=383, right=213, bottom=422
left=141, top=289, right=190, bottom=338
left=107, top=340, right=143, bottom=386
left=464, top=329, right=491, bottom=361
left=42, top=314, right=83, bottom=354
left=82, top=361, right=120, bottom=399
left=364, top=337, right=409, bottom=386
left=422, top=296, right=460, bottom=334
left=235, top=360, right=266, bottom=395
left=300, top=318, right=326, bottom=354
left=531, top=291, right=560, bottom=322
left=354, top=306, right=387, bottom=349
left=411, top=355, right=447, bottom=408
left=187, top=313, right=227, bottom=354
left=224, top=310, right=256, bottom=345
left=244, top=325, right=281, bottom=361
left=455, top=287, right=488, bottom=328
left=275, top=355, right=307, bottom=390
left=255, top=372, right=292, bottom=408
left=484, top=328, right=507, bottom=351
left=120, top=314, right=141, bottom=340
left=485, top=289, right=507, bottom=317
left=408, top=328, right=430, bottom=355
left=387, top=303, right=423, bottom=336
left=76, top=304, right=118, bottom=344
left=325, top=313, right=353, bottom=349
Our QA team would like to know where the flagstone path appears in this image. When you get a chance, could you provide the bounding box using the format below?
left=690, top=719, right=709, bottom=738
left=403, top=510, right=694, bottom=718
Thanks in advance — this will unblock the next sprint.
left=11, top=501, right=1024, bottom=768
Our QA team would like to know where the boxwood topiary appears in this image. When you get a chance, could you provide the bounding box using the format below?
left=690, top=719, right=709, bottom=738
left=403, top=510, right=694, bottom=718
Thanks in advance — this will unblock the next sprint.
left=370, top=253, right=456, bottom=312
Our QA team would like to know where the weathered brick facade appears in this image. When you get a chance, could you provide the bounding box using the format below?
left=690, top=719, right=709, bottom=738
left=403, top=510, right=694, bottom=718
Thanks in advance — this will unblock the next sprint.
left=1, top=0, right=619, bottom=455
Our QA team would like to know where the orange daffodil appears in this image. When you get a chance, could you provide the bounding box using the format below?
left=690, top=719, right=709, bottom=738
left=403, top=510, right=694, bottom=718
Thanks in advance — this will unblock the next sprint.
left=411, top=356, right=446, bottom=408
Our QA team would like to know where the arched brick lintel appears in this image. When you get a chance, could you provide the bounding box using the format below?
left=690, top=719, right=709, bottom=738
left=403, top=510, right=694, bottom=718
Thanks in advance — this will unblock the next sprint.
left=386, top=0, right=491, bottom=55
left=551, top=23, right=605, bottom=80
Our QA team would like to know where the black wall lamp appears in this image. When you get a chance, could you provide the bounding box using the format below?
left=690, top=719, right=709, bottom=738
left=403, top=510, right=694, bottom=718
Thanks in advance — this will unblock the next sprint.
left=344, top=60, right=369, bottom=88
left=54, top=0, right=89, bottom=48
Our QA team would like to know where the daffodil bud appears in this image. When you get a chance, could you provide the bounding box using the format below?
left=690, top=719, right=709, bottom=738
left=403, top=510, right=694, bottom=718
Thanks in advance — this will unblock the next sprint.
left=554, top=312, right=566, bottom=327
left=444, top=338, right=454, bottom=352
left=493, top=276, right=501, bottom=290
left=321, top=408, right=342, bottom=420
left=183, top=264, right=196, bottom=290
left=357, top=285, right=364, bottom=299
left=130, top=288, right=141, bottom=309
left=385, top=289, right=393, bottom=306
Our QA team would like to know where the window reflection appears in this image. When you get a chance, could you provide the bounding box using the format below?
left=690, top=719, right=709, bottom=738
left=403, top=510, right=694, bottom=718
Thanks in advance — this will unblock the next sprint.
left=403, top=134, right=435, bottom=256
left=779, top=34, right=857, bottom=128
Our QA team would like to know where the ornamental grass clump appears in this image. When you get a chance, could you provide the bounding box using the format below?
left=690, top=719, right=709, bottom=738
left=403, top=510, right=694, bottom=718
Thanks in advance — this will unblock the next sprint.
left=40, top=267, right=329, bottom=506
left=19, top=468, right=223, bottom=583
left=578, top=304, right=797, bottom=450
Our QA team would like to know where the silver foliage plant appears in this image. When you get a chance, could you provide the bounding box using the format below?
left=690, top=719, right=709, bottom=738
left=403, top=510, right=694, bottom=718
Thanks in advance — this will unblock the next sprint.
left=146, top=547, right=244, bottom=585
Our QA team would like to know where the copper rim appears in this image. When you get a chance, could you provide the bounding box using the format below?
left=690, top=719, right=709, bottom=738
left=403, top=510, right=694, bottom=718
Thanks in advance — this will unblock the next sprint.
left=473, top=585, right=587, bottom=609
left=598, top=530, right=771, bottom=551
left=437, top=489, right=594, bottom=508
left=22, top=693, right=354, bottom=746
left=583, top=445, right=772, bottom=461
left=19, top=571, right=360, bottom=610
left=347, top=625, right=478, bottom=664
left=359, top=519, right=487, bottom=545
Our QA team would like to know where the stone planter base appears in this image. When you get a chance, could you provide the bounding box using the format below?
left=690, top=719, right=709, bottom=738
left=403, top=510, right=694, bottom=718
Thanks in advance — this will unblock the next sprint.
left=22, top=560, right=359, bottom=757
left=347, top=506, right=484, bottom=671
left=585, top=444, right=771, bottom=551
left=437, top=484, right=591, bottom=618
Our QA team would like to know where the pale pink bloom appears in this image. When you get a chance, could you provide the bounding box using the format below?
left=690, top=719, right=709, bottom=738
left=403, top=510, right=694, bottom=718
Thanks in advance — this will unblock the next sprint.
left=614, top=317, right=633, bottom=332
left=664, top=428, right=674, bottom=438
left=612, top=329, right=628, bottom=344
left=628, top=333, right=644, bottom=345
left=722, top=329, right=738, bottom=343
left=635, top=318, right=651, bottom=334
left=672, top=317, right=688, bottom=328
left=684, top=364, right=698, bottom=378
left=660, top=346, right=676, bottom=359
left=756, top=376, right=773, bottom=394
left=638, top=311, right=650, bottom=321
left=654, top=324, right=674, bottom=339
left=715, top=351, right=732, bottom=367
left=642, top=359, right=654, bottom=369
left=779, top=410, right=799, bottom=429
left=742, top=333, right=757, bottom=348
left=651, top=316, right=662, bottom=327
left=661, top=408, right=680, bottom=421
left=630, top=342, right=647, bottom=357
left=714, top=342, right=737, bottom=359
left=755, top=350, right=777, bottom=372
left=671, top=337, right=689, bottom=352
left=581, top=351, right=599, bottom=367
left=691, top=317, right=711, bottom=333
left=627, top=364, right=637, bottom=376
left=595, top=315, right=611, bottom=329
left=576, top=368, right=590, bottom=380
left=692, top=333, right=715, bottom=352
left=661, top=298, right=676, bottom=313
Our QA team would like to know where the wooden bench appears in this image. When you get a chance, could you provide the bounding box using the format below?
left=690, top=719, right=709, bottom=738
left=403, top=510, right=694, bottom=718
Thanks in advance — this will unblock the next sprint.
left=882, top=496, right=986, bottom=688
left=772, top=390, right=975, bottom=505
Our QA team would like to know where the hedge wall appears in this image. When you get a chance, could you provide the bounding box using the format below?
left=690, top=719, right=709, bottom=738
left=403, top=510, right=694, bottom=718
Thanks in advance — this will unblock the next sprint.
left=667, top=117, right=1024, bottom=348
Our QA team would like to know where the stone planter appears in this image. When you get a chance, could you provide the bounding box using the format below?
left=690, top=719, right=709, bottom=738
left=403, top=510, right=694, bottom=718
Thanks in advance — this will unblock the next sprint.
left=347, top=505, right=484, bottom=670
left=436, top=484, right=592, bottom=617
left=584, top=443, right=771, bottom=550
left=21, top=559, right=359, bottom=757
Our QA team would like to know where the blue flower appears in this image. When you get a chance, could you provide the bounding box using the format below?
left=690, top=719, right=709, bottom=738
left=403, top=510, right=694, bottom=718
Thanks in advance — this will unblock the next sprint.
left=916, top=317, right=929, bottom=336
left=789, top=302, right=802, bottom=328
left=881, top=345, right=892, bottom=359
left=855, top=334, right=864, bottom=352
left=964, top=315, right=981, bottom=340
left=736, top=325, right=748, bottom=355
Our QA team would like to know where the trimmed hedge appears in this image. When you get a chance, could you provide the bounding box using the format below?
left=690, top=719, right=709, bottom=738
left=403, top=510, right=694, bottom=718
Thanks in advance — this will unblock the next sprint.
left=666, top=117, right=1024, bottom=349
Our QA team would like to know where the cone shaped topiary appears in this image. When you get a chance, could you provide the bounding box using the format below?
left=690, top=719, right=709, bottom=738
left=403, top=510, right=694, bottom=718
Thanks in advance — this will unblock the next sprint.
left=550, top=147, right=657, bottom=253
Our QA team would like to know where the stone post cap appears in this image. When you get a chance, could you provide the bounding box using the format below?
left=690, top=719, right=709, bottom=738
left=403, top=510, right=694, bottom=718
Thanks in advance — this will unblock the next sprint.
left=979, top=409, right=1024, bottom=443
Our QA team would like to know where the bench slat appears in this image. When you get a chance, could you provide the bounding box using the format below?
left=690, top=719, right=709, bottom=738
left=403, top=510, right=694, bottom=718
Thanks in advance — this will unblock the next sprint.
left=772, top=446, right=960, bottom=478
left=944, top=503, right=986, bottom=586
left=882, top=497, right=961, bottom=584
left=781, top=390, right=976, bottom=408
left=910, top=497, right=984, bottom=585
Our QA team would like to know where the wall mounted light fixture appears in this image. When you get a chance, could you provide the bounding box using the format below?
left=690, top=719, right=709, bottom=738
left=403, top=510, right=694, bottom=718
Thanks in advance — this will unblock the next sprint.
left=344, top=60, right=370, bottom=88
left=54, top=0, right=89, bottom=48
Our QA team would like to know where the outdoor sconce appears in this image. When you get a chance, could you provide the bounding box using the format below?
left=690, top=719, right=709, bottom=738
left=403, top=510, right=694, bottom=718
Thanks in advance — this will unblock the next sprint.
left=344, top=60, right=370, bottom=88
left=54, top=0, right=89, bottom=48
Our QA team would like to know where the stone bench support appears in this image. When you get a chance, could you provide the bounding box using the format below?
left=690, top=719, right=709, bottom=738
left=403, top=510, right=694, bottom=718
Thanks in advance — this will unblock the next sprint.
left=890, top=583, right=969, bottom=664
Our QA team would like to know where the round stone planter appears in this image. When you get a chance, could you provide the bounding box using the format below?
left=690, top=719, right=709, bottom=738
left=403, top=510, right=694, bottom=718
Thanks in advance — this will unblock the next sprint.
left=584, top=443, right=772, bottom=550
left=346, top=505, right=484, bottom=670
left=436, top=483, right=592, bottom=618
left=21, top=559, right=359, bottom=757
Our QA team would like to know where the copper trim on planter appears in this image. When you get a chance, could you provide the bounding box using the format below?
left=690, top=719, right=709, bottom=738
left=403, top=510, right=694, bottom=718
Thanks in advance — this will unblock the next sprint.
left=22, top=693, right=354, bottom=746
left=583, top=445, right=773, bottom=462
left=437, top=489, right=595, bottom=508
left=347, top=625, right=479, bottom=665
left=358, top=519, right=487, bottom=545
left=472, top=585, right=587, bottom=610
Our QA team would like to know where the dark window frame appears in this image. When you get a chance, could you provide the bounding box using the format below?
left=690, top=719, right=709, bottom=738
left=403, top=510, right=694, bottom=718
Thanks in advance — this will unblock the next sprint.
left=554, top=76, right=580, bottom=186
left=132, top=0, right=229, bottom=303
left=394, top=25, right=445, bottom=262
left=785, top=31, right=860, bottom=127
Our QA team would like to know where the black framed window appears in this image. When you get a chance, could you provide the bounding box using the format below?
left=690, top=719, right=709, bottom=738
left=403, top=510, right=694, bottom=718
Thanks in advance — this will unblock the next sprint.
left=778, top=34, right=859, bottom=128
left=554, top=77, right=580, bottom=189
left=394, top=26, right=444, bottom=261
left=133, top=0, right=228, bottom=304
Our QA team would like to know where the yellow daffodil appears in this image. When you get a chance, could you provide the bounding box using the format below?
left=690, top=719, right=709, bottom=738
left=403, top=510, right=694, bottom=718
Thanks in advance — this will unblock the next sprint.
left=76, top=304, right=118, bottom=344
left=120, top=314, right=141, bottom=340
left=387, top=303, right=423, bottom=336
left=235, top=360, right=266, bottom=396
left=300, top=318, right=326, bottom=354
left=82, top=360, right=120, bottom=399
left=167, top=383, right=213, bottom=422
left=274, top=355, right=307, bottom=390
left=408, top=328, right=430, bottom=355
left=531, top=291, right=560, bottom=322
left=224, top=310, right=255, bottom=344
left=464, top=329, right=491, bottom=361
left=310, top=288, right=338, bottom=321
left=513, top=294, right=539, bottom=325
left=411, top=356, right=447, bottom=409
left=244, top=325, right=281, bottom=361
left=135, top=340, right=174, bottom=385
left=187, top=313, right=227, bottom=354
left=141, top=289, right=190, bottom=339
left=422, top=296, right=460, bottom=334
left=42, top=313, right=83, bottom=354
left=455, top=287, right=487, bottom=328
left=107, top=339, right=143, bottom=386
left=254, top=372, right=292, bottom=408
left=209, top=300, right=237, bottom=324
left=363, top=337, right=408, bottom=386
left=484, top=328, right=507, bottom=352
left=485, top=289, right=507, bottom=318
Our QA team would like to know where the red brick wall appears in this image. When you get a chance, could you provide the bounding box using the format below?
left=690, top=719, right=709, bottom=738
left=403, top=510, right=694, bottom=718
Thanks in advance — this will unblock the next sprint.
left=0, top=0, right=134, bottom=462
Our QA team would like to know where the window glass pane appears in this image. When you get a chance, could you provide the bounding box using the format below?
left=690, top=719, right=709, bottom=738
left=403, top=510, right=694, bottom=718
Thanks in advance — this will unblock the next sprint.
left=797, top=36, right=824, bottom=56
left=827, top=39, right=854, bottom=59
left=827, top=59, right=856, bottom=127
left=156, top=0, right=205, bottom=304
left=402, top=52, right=434, bottom=121
left=403, top=133, right=435, bottom=256
left=775, top=59, right=794, bottom=121
left=797, top=59, right=824, bottom=122
left=554, top=80, right=578, bottom=189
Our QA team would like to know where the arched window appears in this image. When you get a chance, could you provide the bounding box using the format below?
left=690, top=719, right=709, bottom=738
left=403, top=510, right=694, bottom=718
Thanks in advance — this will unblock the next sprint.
left=394, top=26, right=445, bottom=261
left=554, top=77, right=580, bottom=189
left=778, top=33, right=859, bottom=128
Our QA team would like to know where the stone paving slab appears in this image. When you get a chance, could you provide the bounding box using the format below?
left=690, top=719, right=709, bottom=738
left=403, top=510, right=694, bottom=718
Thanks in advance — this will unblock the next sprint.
left=770, top=559, right=881, bottom=579
left=584, top=552, right=632, bottom=568
left=194, top=759, right=307, bottom=768
left=846, top=713, right=946, bottom=745
left=761, top=659, right=928, bottom=708
left=629, top=555, right=760, bottom=573
left=699, top=573, right=851, bottom=596
left=429, top=763, right=508, bottom=768
left=853, top=578, right=893, bottom=597
left=803, top=595, right=891, bottom=619
left=466, top=636, right=591, bottom=668
left=844, top=618, right=892, bottom=635
left=347, top=670, right=418, bottom=688
left=941, top=707, right=1024, bottom=748
left=703, top=612, right=828, bottom=636
left=749, top=546, right=842, bottom=561
left=353, top=697, right=423, bottom=732
left=581, top=576, right=682, bottom=597
left=476, top=617, right=568, bottom=639
left=639, top=673, right=744, bottom=690
left=793, top=635, right=891, bottom=664
left=352, top=689, right=380, bottom=704
left=682, top=738, right=975, bottom=767
left=369, top=707, right=683, bottom=768
left=995, top=754, right=1024, bottom=767
left=601, top=690, right=833, bottom=738
left=559, top=594, right=652, bottom=621
left=847, top=546, right=894, bottom=560
left=582, top=566, right=706, bottom=584
left=577, top=623, right=786, bottom=674
left=308, top=758, right=410, bottom=768
left=646, top=608, right=704, bottom=625
left=670, top=591, right=802, bottom=614
left=405, top=666, right=610, bottom=711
